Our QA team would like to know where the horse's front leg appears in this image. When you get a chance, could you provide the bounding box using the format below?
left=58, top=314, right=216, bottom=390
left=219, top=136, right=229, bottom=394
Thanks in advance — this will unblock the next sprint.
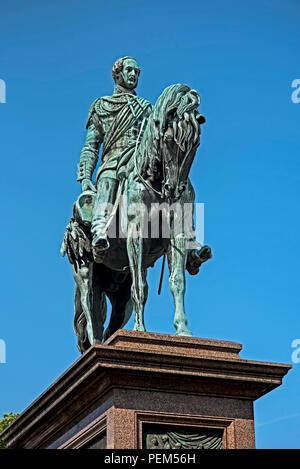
left=72, top=263, right=103, bottom=346
left=127, top=230, right=148, bottom=333
left=167, top=234, right=192, bottom=336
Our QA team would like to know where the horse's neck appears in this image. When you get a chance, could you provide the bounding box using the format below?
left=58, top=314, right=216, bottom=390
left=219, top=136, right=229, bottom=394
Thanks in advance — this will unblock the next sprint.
left=135, top=119, right=159, bottom=181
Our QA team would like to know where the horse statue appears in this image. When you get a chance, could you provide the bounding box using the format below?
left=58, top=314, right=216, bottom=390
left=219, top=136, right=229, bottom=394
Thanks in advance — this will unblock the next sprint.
left=61, top=84, right=212, bottom=353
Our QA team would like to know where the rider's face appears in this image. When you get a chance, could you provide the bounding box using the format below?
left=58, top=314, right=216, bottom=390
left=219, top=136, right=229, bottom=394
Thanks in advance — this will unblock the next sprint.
left=120, top=59, right=140, bottom=90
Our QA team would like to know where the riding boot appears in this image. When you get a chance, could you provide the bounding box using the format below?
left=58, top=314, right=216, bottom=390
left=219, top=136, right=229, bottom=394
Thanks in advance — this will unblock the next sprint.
left=91, top=177, right=119, bottom=258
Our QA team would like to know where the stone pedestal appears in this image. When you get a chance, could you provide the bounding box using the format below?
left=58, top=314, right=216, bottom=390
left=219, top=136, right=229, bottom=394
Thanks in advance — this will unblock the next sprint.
left=1, top=330, right=291, bottom=449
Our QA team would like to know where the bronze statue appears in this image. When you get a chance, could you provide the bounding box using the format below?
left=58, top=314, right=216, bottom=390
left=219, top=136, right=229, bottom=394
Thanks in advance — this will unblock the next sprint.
left=61, top=56, right=211, bottom=353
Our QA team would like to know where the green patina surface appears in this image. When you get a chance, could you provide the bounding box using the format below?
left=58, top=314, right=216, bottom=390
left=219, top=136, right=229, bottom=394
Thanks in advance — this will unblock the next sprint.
left=61, top=56, right=211, bottom=353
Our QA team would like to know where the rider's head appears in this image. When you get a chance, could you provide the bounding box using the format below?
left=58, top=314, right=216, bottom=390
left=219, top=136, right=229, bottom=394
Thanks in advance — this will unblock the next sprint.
left=112, top=56, right=140, bottom=91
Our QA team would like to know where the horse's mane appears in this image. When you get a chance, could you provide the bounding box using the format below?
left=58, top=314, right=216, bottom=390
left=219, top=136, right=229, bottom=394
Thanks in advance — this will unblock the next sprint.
left=138, top=84, right=200, bottom=181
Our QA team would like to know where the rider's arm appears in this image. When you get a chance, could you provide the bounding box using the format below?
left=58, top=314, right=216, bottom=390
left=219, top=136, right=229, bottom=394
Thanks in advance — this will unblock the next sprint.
left=77, top=102, right=104, bottom=192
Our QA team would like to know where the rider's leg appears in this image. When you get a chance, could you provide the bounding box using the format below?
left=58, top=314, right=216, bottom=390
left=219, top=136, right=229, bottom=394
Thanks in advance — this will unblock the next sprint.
left=91, top=177, right=119, bottom=253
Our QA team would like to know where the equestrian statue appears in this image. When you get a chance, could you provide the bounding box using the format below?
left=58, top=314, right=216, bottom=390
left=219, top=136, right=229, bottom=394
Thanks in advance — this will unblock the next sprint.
left=61, top=56, right=212, bottom=353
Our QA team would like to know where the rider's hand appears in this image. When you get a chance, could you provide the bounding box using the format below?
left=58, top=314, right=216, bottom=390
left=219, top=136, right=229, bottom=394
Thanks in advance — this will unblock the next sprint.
left=81, top=178, right=96, bottom=193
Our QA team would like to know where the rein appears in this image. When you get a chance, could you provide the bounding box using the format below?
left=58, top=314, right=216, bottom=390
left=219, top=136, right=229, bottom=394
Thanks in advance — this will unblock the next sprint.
left=132, top=117, right=184, bottom=296
left=134, top=118, right=184, bottom=200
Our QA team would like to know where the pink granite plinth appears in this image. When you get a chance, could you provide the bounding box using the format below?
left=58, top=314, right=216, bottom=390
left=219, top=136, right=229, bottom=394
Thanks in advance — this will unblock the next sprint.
left=1, top=330, right=291, bottom=449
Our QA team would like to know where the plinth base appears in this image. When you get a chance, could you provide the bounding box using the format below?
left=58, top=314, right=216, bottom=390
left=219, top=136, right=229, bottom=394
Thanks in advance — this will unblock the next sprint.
left=1, top=330, right=291, bottom=449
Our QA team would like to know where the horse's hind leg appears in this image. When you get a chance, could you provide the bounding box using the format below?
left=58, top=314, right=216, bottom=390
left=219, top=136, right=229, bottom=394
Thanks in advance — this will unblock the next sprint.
left=74, top=285, right=90, bottom=353
left=103, top=298, right=133, bottom=342
left=72, top=263, right=105, bottom=346
left=103, top=273, right=133, bottom=342
left=167, top=235, right=192, bottom=336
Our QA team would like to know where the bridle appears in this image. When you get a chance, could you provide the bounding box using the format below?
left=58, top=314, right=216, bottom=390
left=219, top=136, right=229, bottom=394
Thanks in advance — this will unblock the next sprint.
left=134, top=117, right=187, bottom=201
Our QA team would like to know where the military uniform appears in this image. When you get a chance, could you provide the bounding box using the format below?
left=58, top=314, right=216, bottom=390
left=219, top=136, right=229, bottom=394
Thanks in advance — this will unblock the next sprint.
left=77, top=84, right=152, bottom=252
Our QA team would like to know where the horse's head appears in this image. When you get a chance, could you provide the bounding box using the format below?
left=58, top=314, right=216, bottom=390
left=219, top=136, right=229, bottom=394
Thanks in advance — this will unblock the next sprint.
left=142, top=84, right=205, bottom=200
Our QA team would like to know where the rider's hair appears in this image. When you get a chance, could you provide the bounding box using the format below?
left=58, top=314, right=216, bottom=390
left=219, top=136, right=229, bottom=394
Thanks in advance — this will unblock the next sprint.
left=112, top=56, right=140, bottom=82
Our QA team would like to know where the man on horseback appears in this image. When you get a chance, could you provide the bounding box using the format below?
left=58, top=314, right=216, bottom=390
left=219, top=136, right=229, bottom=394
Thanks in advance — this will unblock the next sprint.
left=62, top=65, right=212, bottom=350
left=77, top=56, right=152, bottom=259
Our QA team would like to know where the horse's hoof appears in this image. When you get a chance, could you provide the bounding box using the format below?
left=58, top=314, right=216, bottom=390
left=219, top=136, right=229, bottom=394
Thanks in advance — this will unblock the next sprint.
left=133, top=325, right=146, bottom=333
left=176, top=329, right=193, bottom=337
left=199, top=245, right=212, bottom=261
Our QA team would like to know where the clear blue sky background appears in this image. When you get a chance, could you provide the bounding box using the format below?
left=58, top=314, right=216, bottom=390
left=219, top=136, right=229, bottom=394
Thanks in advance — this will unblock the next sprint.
left=1, top=0, right=299, bottom=449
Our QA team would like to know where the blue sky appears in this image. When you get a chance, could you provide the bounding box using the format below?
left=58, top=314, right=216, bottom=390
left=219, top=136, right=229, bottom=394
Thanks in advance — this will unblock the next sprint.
left=1, top=0, right=299, bottom=449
